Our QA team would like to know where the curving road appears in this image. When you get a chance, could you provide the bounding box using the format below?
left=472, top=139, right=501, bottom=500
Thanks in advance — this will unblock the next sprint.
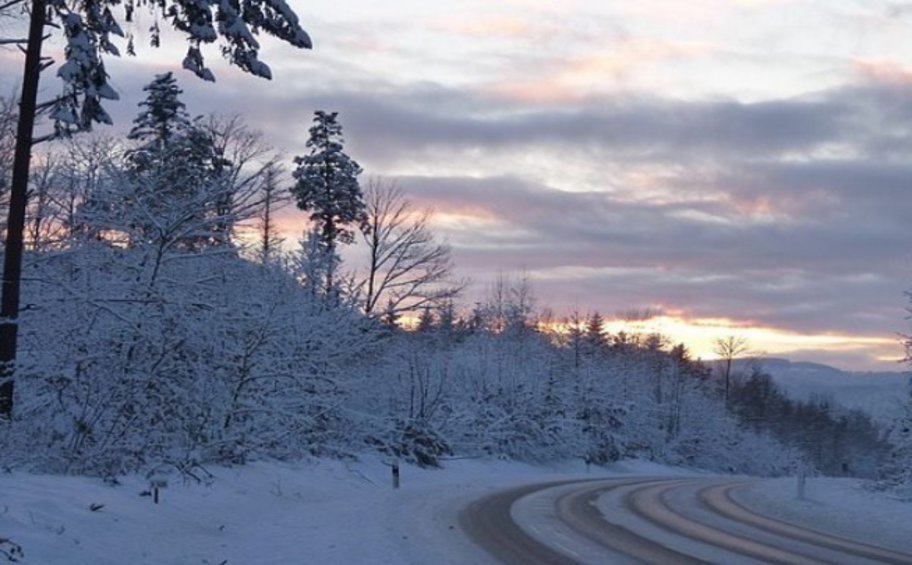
left=459, top=477, right=912, bottom=564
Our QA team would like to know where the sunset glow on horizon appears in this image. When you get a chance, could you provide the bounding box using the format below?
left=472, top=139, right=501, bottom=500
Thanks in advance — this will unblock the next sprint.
left=395, top=310, right=903, bottom=372
left=591, top=315, right=902, bottom=369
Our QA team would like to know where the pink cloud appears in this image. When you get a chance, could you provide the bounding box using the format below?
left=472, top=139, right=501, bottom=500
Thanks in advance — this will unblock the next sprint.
left=433, top=16, right=537, bottom=38
left=484, top=39, right=714, bottom=104
left=853, top=58, right=912, bottom=84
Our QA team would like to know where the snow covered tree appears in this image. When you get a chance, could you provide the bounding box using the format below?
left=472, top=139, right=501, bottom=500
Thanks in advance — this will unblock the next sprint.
left=25, top=153, right=60, bottom=249
left=128, top=73, right=191, bottom=146
left=54, top=133, right=121, bottom=241
left=294, top=228, right=340, bottom=302
left=416, top=306, right=435, bottom=333
left=879, top=396, right=912, bottom=495
left=87, top=72, right=235, bottom=249
left=476, top=273, right=537, bottom=335
left=23, top=0, right=312, bottom=136
left=2, top=241, right=376, bottom=474
left=1, top=0, right=312, bottom=417
left=564, top=311, right=585, bottom=370
left=291, top=111, right=367, bottom=293
left=879, top=325, right=912, bottom=492
left=125, top=74, right=223, bottom=193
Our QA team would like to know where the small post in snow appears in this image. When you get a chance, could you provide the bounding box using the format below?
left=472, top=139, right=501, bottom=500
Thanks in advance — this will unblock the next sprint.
left=796, top=461, right=806, bottom=500
left=150, top=475, right=168, bottom=504
left=392, top=457, right=400, bottom=489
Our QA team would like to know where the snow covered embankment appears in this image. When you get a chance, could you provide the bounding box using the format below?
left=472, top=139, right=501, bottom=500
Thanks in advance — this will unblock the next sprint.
left=1, top=457, right=603, bottom=564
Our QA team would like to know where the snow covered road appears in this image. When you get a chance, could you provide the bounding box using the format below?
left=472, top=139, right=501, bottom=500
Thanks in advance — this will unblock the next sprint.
left=462, top=477, right=912, bottom=564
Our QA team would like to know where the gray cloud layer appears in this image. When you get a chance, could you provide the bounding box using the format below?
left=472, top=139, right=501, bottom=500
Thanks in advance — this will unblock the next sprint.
left=3, top=44, right=909, bottom=368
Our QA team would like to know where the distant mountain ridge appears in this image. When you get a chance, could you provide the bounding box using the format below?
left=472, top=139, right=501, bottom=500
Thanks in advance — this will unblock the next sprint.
left=733, top=358, right=909, bottom=421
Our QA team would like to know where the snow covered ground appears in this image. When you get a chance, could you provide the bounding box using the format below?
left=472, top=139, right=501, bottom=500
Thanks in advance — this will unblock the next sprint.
left=736, top=476, right=912, bottom=554
left=2, top=457, right=910, bottom=564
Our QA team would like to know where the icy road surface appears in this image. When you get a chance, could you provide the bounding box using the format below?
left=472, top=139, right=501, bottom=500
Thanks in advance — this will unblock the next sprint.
left=462, top=477, right=912, bottom=564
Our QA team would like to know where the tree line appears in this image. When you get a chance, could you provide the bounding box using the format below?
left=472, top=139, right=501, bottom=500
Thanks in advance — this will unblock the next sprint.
left=0, top=73, right=906, bottom=488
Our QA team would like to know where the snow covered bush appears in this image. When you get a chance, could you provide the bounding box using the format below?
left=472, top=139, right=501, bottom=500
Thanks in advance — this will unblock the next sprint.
left=3, top=243, right=374, bottom=475
left=364, top=418, right=452, bottom=468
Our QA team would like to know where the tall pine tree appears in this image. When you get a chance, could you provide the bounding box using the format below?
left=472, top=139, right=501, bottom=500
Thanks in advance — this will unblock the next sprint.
left=291, top=111, right=367, bottom=294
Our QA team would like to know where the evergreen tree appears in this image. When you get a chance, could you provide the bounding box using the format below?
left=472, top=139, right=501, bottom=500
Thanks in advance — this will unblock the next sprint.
left=111, top=73, right=230, bottom=247
left=416, top=306, right=435, bottom=333
left=566, top=311, right=584, bottom=369
left=291, top=111, right=367, bottom=293
left=437, top=301, right=456, bottom=336
left=127, top=73, right=191, bottom=146
left=126, top=73, right=227, bottom=189
left=583, top=311, right=606, bottom=354
left=380, top=299, right=400, bottom=330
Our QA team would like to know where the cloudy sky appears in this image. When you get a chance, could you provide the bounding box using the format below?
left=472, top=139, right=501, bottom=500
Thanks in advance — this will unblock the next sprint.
left=6, top=0, right=912, bottom=370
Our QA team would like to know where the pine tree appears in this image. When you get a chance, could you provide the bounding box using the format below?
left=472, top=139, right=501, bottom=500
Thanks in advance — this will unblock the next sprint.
left=113, top=73, right=230, bottom=247
left=416, top=306, right=435, bottom=333
left=291, top=111, right=367, bottom=293
left=583, top=311, right=606, bottom=354
left=379, top=299, right=401, bottom=331
left=437, top=301, right=456, bottom=335
left=127, top=73, right=227, bottom=186
left=127, top=73, right=191, bottom=146
left=566, top=311, right=584, bottom=369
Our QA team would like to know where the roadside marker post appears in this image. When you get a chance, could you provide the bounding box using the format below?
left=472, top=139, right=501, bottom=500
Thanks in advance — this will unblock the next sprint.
left=150, top=476, right=168, bottom=504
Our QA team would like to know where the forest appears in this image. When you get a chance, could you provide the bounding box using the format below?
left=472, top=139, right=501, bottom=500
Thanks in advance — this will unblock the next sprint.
left=0, top=73, right=907, bottom=488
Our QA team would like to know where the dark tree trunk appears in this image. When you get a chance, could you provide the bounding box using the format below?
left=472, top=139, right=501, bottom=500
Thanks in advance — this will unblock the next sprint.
left=0, top=0, right=47, bottom=419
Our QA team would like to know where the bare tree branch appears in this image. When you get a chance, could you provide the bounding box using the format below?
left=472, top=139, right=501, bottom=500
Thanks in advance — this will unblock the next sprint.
left=359, top=178, right=464, bottom=318
left=714, top=335, right=750, bottom=404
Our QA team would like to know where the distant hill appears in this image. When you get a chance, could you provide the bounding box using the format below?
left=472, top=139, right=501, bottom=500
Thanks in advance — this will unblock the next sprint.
left=732, top=358, right=909, bottom=422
